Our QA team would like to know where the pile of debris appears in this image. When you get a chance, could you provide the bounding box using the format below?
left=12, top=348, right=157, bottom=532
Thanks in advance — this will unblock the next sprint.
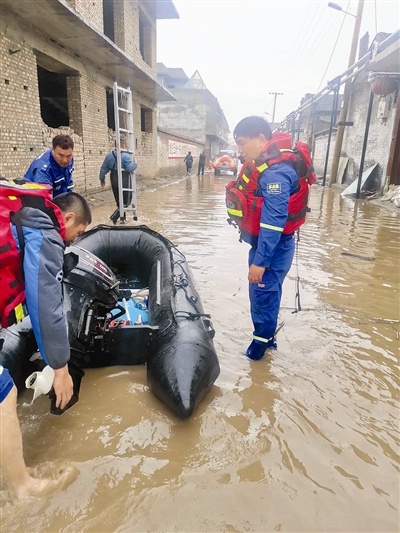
left=380, top=185, right=400, bottom=208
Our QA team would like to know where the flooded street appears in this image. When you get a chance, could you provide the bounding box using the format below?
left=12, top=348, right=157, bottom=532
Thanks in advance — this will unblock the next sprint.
left=2, top=173, right=399, bottom=532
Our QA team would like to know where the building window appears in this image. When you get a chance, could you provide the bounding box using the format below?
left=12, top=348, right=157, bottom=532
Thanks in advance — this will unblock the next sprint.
left=139, top=9, right=152, bottom=66
left=37, top=65, right=69, bottom=128
left=106, top=88, right=115, bottom=130
left=103, top=0, right=115, bottom=42
left=141, top=107, right=152, bottom=133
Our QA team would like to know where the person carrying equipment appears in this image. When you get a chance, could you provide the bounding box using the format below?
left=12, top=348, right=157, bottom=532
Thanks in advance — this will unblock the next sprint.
left=231, top=116, right=315, bottom=360
left=0, top=179, right=91, bottom=499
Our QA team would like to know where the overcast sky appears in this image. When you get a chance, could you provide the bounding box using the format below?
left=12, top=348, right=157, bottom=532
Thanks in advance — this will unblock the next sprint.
left=156, top=0, right=399, bottom=132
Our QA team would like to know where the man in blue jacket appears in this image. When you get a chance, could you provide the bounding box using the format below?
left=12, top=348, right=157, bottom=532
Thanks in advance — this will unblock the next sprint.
left=0, top=186, right=91, bottom=500
left=24, top=135, right=75, bottom=197
left=99, top=139, right=137, bottom=224
left=233, top=116, right=298, bottom=361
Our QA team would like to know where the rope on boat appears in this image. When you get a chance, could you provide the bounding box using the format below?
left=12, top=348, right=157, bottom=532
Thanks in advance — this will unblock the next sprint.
left=174, top=311, right=211, bottom=321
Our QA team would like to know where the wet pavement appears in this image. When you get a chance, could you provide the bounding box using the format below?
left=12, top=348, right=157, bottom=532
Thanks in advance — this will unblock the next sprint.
left=1, top=172, right=399, bottom=532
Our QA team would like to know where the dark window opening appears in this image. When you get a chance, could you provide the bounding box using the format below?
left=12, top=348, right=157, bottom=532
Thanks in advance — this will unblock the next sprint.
left=103, top=0, right=115, bottom=42
left=141, top=107, right=152, bottom=133
left=37, top=65, right=69, bottom=128
left=107, top=88, right=130, bottom=132
left=106, top=88, right=115, bottom=130
left=139, top=10, right=152, bottom=66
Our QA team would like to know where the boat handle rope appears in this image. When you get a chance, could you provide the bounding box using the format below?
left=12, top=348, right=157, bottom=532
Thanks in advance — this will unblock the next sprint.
left=174, top=311, right=211, bottom=321
left=173, top=276, right=201, bottom=314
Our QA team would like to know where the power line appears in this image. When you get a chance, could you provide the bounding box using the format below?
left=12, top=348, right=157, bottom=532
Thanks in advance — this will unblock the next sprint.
left=277, top=2, right=329, bottom=89
left=316, top=12, right=344, bottom=92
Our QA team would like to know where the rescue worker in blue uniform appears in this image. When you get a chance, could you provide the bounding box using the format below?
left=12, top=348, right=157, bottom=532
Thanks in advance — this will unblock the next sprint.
left=24, top=134, right=75, bottom=197
left=99, top=138, right=137, bottom=224
left=0, top=184, right=91, bottom=500
left=233, top=116, right=298, bottom=360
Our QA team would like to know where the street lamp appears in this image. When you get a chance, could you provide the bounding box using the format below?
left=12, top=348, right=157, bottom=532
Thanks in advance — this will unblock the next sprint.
left=328, top=0, right=364, bottom=187
left=328, top=2, right=358, bottom=18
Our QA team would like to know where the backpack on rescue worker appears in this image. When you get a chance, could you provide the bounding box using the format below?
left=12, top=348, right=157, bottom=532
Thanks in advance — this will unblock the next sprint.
left=0, top=179, right=64, bottom=328
left=225, top=138, right=316, bottom=240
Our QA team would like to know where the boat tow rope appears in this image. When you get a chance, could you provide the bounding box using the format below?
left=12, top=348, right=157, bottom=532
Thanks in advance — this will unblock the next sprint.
left=292, top=229, right=302, bottom=314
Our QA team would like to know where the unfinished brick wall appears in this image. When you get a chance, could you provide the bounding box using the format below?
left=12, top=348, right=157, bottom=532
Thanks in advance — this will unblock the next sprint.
left=76, top=71, right=110, bottom=193
left=0, top=34, right=43, bottom=179
left=133, top=96, right=157, bottom=180
left=1, top=3, right=161, bottom=193
left=114, top=1, right=137, bottom=59
left=66, top=0, right=104, bottom=33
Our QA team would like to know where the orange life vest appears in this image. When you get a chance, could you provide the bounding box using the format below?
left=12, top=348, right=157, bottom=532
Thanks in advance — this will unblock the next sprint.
left=226, top=134, right=316, bottom=237
left=0, top=180, right=65, bottom=328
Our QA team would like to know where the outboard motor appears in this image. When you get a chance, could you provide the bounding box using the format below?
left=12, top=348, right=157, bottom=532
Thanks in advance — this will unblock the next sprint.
left=63, top=246, right=119, bottom=345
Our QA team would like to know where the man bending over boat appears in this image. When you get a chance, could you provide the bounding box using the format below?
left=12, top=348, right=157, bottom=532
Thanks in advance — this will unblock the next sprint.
left=0, top=181, right=91, bottom=500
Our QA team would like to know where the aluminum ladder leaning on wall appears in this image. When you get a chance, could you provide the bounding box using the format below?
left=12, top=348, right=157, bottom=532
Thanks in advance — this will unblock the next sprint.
left=113, top=81, right=137, bottom=221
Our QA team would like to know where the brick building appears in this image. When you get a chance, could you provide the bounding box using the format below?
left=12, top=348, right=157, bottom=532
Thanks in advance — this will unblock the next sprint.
left=0, top=0, right=178, bottom=194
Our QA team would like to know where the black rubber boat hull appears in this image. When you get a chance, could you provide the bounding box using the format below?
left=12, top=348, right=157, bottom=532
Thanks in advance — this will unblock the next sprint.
left=68, top=225, right=220, bottom=418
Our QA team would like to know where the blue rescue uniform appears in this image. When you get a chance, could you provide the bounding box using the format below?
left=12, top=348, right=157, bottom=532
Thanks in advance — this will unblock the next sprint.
left=9, top=207, right=70, bottom=369
left=99, top=150, right=137, bottom=209
left=1, top=207, right=69, bottom=400
left=247, top=162, right=298, bottom=357
left=24, top=150, right=74, bottom=197
left=0, top=365, right=14, bottom=403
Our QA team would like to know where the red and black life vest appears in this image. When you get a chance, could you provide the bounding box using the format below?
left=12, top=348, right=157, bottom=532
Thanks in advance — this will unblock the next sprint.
left=0, top=180, right=65, bottom=328
left=226, top=134, right=316, bottom=238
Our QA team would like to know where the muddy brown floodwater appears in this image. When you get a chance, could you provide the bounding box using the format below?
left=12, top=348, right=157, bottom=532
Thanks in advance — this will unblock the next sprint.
left=1, top=173, right=399, bottom=532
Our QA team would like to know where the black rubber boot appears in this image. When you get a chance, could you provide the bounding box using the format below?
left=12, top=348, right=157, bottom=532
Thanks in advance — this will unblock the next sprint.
left=110, top=209, right=120, bottom=225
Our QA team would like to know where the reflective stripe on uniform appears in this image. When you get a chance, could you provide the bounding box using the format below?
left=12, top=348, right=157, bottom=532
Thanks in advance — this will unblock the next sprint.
left=260, top=223, right=284, bottom=232
left=253, top=335, right=273, bottom=344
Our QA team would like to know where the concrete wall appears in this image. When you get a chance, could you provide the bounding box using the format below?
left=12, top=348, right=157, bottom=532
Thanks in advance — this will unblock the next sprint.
left=342, top=78, right=398, bottom=184
left=313, top=132, right=338, bottom=179
left=157, top=129, right=204, bottom=176
left=158, top=90, right=208, bottom=144
left=311, top=78, right=398, bottom=186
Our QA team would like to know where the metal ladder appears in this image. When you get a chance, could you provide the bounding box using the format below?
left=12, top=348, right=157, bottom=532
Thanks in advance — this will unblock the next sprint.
left=113, top=81, right=137, bottom=221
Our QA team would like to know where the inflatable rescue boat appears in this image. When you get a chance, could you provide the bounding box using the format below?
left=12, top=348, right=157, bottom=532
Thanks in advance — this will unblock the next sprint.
left=0, top=225, right=220, bottom=419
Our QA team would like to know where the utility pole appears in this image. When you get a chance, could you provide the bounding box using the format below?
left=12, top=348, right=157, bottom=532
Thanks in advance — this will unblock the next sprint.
left=269, top=92, right=283, bottom=124
left=328, top=0, right=364, bottom=187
